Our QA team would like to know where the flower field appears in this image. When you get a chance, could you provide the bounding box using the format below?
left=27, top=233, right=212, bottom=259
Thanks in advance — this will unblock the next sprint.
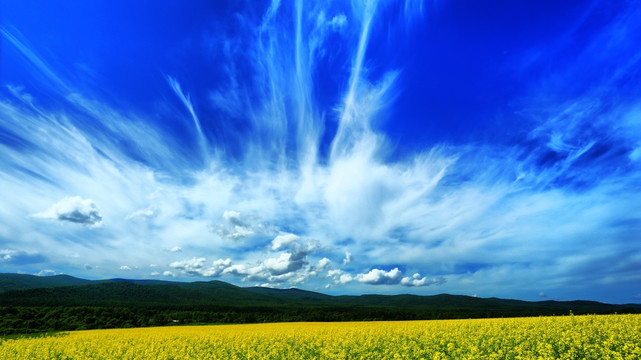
left=1, top=314, right=639, bottom=359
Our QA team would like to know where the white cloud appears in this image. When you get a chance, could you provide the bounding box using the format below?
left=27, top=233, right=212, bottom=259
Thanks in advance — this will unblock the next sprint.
left=150, top=271, right=160, bottom=276
left=214, top=210, right=277, bottom=241
left=162, top=271, right=175, bottom=277
left=33, top=196, right=103, bottom=227
left=329, top=268, right=441, bottom=287
left=169, top=257, right=207, bottom=276
left=169, top=257, right=233, bottom=277
left=356, top=268, right=403, bottom=285
left=327, top=269, right=354, bottom=285
left=222, top=210, right=242, bottom=224
left=264, top=253, right=299, bottom=275
left=342, top=251, right=353, bottom=265
left=271, top=233, right=300, bottom=251
left=400, top=273, right=445, bottom=287
left=167, top=233, right=320, bottom=285
left=119, top=265, right=131, bottom=271
left=338, top=273, right=354, bottom=285
left=317, top=257, right=331, bottom=270
left=0, top=1, right=639, bottom=303
left=125, top=206, right=156, bottom=221
left=169, top=246, right=182, bottom=253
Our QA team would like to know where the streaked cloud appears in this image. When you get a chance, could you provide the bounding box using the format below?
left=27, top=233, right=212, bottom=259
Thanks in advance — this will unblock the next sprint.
left=0, top=1, right=640, bottom=302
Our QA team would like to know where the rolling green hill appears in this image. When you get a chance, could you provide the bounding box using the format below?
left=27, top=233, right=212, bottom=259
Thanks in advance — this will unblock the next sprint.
left=0, top=273, right=92, bottom=293
left=0, top=273, right=638, bottom=335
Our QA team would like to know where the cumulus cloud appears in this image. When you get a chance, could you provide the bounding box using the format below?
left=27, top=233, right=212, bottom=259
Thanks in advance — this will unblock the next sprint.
left=162, top=271, right=175, bottom=277
left=169, top=257, right=206, bottom=276
left=241, top=236, right=318, bottom=282
left=327, top=268, right=443, bottom=287
left=356, top=268, right=403, bottom=285
left=263, top=251, right=312, bottom=276
left=119, top=265, right=131, bottom=270
left=169, top=257, right=233, bottom=277
left=328, top=269, right=354, bottom=285
left=400, top=273, right=445, bottom=287
left=169, top=246, right=182, bottom=253
left=271, top=233, right=301, bottom=251
left=167, top=233, right=320, bottom=285
left=266, top=233, right=318, bottom=275
left=34, top=196, right=102, bottom=227
left=317, top=257, right=331, bottom=270
left=214, top=210, right=278, bottom=241
left=222, top=210, right=242, bottom=224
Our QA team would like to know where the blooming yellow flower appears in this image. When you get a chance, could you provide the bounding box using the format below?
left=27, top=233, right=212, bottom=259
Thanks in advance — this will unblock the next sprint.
left=0, top=314, right=639, bottom=359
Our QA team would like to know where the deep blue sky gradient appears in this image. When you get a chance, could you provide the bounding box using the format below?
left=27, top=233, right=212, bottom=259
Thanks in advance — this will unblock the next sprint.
left=1, top=0, right=640, bottom=302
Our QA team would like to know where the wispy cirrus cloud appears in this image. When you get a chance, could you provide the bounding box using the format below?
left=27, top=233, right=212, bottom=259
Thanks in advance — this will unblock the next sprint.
left=1, top=2, right=640, bottom=302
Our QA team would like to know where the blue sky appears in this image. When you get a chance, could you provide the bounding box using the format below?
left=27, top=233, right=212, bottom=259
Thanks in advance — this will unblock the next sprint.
left=1, top=0, right=640, bottom=303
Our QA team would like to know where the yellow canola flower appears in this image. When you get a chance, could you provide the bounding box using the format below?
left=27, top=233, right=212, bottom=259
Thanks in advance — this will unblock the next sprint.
left=0, top=314, right=640, bottom=359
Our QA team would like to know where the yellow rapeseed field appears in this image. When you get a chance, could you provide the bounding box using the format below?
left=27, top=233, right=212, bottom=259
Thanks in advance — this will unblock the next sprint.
left=1, top=314, right=640, bottom=359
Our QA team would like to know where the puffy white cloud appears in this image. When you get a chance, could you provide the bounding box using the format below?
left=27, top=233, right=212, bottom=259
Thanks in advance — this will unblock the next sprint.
left=119, top=265, right=131, bottom=271
left=356, top=268, right=403, bottom=285
left=214, top=210, right=277, bottom=241
left=169, top=257, right=207, bottom=276
left=33, top=196, right=102, bottom=227
left=150, top=271, right=160, bottom=276
left=317, top=257, right=331, bottom=270
left=327, top=269, right=354, bottom=285
left=271, top=233, right=300, bottom=251
left=338, top=273, right=353, bottom=285
left=222, top=210, right=242, bottom=224
left=170, top=257, right=233, bottom=277
left=328, top=267, right=437, bottom=286
left=264, top=253, right=304, bottom=275
left=212, top=258, right=232, bottom=268
left=400, top=273, right=445, bottom=287
left=166, top=233, right=321, bottom=285
left=169, top=246, right=182, bottom=253
left=162, top=271, right=175, bottom=277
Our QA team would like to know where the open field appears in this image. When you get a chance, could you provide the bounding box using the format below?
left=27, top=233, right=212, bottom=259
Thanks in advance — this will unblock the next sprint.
left=1, top=314, right=640, bottom=359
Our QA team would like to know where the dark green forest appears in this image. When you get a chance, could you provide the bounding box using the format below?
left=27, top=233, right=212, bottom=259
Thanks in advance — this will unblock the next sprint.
left=1, top=274, right=638, bottom=335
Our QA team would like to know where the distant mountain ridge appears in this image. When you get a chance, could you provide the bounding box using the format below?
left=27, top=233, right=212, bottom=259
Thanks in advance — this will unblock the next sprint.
left=0, top=273, right=639, bottom=335
left=2, top=272, right=639, bottom=310
left=0, top=273, right=93, bottom=292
